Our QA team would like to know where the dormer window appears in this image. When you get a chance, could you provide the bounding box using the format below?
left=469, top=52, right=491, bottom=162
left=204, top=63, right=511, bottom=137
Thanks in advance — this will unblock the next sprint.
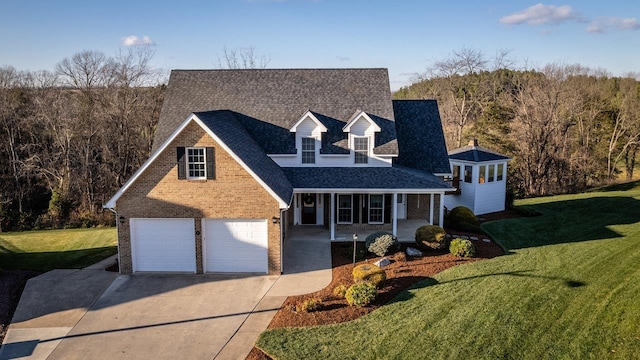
left=354, top=137, right=369, bottom=164
left=301, top=137, right=316, bottom=164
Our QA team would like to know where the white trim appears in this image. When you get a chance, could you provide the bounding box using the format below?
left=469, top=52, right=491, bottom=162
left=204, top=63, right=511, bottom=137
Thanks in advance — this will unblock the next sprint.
left=392, top=193, right=398, bottom=237
left=268, top=153, right=297, bottom=157
left=186, top=147, right=206, bottom=180
left=342, top=111, right=381, bottom=133
left=293, top=188, right=452, bottom=194
left=330, top=193, right=335, bottom=240
left=289, top=110, right=328, bottom=133
left=104, top=114, right=290, bottom=209
left=368, top=194, right=384, bottom=224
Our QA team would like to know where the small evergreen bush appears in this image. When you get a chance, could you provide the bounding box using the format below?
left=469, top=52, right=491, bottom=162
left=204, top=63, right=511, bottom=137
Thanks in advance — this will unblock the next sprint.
left=333, top=284, right=348, bottom=299
left=415, top=225, right=448, bottom=249
left=345, top=282, right=377, bottom=307
left=448, top=206, right=479, bottom=227
left=352, top=264, right=386, bottom=288
left=365, top=231, right=399, bottom=257
left=295, top=298, right=322, bottom=313
left=449, top=238, right=476, bottom=257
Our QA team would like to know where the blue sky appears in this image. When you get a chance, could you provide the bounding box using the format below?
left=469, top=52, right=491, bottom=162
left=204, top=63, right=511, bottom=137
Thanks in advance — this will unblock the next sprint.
left=1, top=0, right=638, bottom=89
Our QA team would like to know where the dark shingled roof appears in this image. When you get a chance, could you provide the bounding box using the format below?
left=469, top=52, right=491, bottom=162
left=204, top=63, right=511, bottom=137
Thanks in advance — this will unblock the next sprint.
left=194, top=110, right=293, bottom=203
left=392, top=100, right=451, bottom=174
left=154, top=69, right=396, bottom=154
left=282, top=165, right=450, bottom=190
left=448, top=142, right=511, bottom=162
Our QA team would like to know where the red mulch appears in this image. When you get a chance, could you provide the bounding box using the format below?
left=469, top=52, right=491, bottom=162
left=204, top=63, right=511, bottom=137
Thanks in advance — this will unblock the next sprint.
left=0, top=270, right=42, bottom=344
left=247, top=212, right=512, bottom=360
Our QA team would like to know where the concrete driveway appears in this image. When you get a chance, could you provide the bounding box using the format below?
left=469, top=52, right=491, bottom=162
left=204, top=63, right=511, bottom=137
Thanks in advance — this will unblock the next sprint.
left=1, top=234, right=332, bottom=360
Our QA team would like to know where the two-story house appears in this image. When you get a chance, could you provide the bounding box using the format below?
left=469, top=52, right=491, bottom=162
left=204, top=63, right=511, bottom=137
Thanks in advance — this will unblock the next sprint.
left=104, top=68, right=452, bottom=275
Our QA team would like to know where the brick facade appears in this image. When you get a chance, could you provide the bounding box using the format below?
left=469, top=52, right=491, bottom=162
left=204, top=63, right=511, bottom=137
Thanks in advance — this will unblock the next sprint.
left=116, top=121, right=282, bottom=274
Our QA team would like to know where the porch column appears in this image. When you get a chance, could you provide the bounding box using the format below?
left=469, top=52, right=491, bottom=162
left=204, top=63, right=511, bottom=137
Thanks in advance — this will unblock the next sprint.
left=330, top=192, right=335, bottom=240
left=392, top=193, right=398, bottom=237
left=429, top=194, right=435, bottom=225
left=438, top=193, right=445, bottom=227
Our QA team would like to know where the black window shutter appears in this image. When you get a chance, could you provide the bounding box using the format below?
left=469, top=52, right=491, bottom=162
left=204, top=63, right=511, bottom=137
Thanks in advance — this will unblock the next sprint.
left=177, top=147, right=186, bottom=179
left=206, top=147, right=215, bottom=179
left=384, top=194, right=392, bottom=224
left=353, top=194, right=360, bottom=224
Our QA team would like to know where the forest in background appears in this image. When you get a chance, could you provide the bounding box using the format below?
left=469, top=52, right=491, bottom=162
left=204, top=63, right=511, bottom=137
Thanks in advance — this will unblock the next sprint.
left=395, top=49, right=640, bottom=199
left=0, top=49, right=164, bottom=231
left=1, top=48, right=639, bottom=231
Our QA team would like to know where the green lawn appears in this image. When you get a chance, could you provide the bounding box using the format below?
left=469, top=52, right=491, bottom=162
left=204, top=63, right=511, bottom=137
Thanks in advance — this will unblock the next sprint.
left=257, top=181, right=640, bottom=359
left=0, top=227, right=117, bottom=271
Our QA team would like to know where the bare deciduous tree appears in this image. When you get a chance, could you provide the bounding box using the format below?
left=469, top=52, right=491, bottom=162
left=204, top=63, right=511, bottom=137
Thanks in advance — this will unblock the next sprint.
left=216, top=46, right=271, bottom=69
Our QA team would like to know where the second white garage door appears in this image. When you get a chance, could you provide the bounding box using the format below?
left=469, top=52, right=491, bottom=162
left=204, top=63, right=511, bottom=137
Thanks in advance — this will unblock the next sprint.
left=203, top=219, right=268, bottom=273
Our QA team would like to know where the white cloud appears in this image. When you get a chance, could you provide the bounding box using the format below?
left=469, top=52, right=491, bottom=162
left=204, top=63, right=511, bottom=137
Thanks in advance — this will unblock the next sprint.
left=336, top=56, right=351, bottom=61
left=587, top=17, right=640, bottom=33
left=500, top=3, right=578, bottom=25
left=122, top=35, right=155, bottom=46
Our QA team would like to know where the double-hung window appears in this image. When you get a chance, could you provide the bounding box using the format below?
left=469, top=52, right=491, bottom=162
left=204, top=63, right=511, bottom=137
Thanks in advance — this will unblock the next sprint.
left=354, top=137, right=369, bottom=164
left=369, top=194, right=384, bottom=224
left=187, top=147, right=206, bottom=179
left=337, top=194, right=352, bottom=224
left=301, top=137, right=315, bottom=164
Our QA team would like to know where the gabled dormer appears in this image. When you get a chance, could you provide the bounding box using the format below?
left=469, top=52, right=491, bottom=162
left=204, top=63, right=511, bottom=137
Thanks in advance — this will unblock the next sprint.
left=343, top=110, right=381, bottom=165
left=289, top=110, right=327, bottom=165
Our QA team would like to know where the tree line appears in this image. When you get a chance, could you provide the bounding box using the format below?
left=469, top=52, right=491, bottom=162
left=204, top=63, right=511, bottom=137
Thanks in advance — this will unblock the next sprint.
left=394, top=49, right=640, bottom=198
left=0, top=49, right=165, bottom=231
left=2, top=48, right=638, bottom=231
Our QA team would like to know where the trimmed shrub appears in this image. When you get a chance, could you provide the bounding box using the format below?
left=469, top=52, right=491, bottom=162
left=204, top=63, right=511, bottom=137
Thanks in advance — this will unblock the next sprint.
left=415, top=225, right=448, bottom=249
left=295, top=298, right=322, bottom=313
left=365, top=231, right=399, bottom=257
left=448, top=206, right=479, bottom=227
left=449, top=238, right=476, bottom=257
left=345, top=282, right=377, bottom=307
left=333, top=284, right=348, bottom=299
left=454, top=221, right=485, bottom=234
left=352, top=264, right=386, bottom=288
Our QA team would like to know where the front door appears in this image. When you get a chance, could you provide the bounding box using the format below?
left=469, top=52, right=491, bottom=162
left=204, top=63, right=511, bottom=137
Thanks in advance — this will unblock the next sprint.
left=396, top=194, right=406, bottom=219
left=301, top=193, right=317, bottom=224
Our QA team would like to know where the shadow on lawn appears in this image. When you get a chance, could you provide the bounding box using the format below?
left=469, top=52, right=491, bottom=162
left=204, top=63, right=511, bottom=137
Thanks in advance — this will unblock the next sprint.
left=388, top=270, right=586, bottom=304
left=487, top=195, right=640, bottom=250
left=0, top=246, right=117, bottom=272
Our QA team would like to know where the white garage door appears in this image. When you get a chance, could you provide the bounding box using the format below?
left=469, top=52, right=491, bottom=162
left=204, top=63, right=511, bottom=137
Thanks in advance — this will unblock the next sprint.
left=130, top=218, right=196, bottom=272
left=203, top=219, right=268, bottom=273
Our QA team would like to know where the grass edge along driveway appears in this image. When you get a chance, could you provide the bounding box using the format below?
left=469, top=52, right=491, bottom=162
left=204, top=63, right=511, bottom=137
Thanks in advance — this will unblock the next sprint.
left=257, top=181, right=640, bottom=360
left=0, top=227, right=117, bottom=271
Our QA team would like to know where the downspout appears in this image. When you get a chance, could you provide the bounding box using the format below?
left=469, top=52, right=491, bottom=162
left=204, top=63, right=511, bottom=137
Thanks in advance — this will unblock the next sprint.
left=280, top=208, right=285, bottom=274
left=105, top=206, right=121, bottom=273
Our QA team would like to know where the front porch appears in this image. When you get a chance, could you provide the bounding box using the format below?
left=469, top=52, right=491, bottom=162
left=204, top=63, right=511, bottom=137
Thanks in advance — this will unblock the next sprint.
left=287, top=192, right=444, bottom=241
left=285, top=219, right=430, bottom=243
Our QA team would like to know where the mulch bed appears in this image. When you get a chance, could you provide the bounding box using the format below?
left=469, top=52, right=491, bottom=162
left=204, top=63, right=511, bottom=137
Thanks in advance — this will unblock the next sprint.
left=247, top=212, right=512, bottom=360
left=0, top=270, right=42, bottom=344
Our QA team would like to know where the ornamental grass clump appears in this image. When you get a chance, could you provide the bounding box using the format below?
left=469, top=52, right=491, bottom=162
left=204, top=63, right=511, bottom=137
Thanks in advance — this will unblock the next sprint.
left=352, top=263, right=386, bottom=288
left=333, top=284, right=348, bottom=299
left=415, top=225, right=448, bottom=249
left=295, top=298, right=322, bottom=313
left=449, top=238, right=476, bottom=258
left=345, top=282, right=377, bottom=307
left=365, top=231, right=399, bottom=257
